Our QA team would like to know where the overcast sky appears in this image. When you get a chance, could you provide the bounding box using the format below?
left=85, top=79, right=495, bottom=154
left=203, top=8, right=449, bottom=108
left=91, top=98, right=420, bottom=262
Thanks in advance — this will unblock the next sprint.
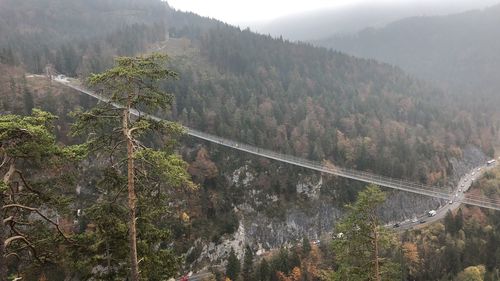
left=167, top=0, right=499, bottom=26
left=167, top=0, right=363, bottom=24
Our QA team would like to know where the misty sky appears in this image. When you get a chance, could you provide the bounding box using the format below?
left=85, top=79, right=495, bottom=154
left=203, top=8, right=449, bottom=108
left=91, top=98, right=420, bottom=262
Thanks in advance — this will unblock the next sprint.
left=168, top=0, right=361, bottom=23
left=167, top=0, right=499, bottom=26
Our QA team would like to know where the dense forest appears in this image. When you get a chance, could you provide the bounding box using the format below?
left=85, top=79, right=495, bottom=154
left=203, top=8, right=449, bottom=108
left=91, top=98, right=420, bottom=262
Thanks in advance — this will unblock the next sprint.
left=2, top=0, right=495, bottom=184
left=215, top=171, right=500, bottom=281
left=0, top=0, right=172, bottom=75
left=1, top=0, right=499, bottom=280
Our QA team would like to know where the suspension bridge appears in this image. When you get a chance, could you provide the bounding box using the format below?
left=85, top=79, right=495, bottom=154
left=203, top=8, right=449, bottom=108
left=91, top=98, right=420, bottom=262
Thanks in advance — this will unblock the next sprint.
left=52, top=76, right=500, bottom=211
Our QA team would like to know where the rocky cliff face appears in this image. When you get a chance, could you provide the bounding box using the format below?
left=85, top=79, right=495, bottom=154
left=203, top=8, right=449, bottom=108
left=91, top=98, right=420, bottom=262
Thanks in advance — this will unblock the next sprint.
left=189, top=145, right=487, bottom=268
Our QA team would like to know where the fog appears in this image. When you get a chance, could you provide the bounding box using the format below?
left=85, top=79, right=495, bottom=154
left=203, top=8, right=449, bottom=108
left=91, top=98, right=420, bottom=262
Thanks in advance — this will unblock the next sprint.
left=167, top=0, right=359, bottom=23
left=168, top=0, right=500, bottom=40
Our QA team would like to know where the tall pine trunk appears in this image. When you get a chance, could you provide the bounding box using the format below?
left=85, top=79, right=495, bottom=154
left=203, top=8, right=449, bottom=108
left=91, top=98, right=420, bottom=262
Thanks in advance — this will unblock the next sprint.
left=1, top=162, right=16, bottom=281
left=0, top=197, right=6, bottom=281
left=124, top=100, right=139, bottom=281
left=373, top=225, right=380, bottom=281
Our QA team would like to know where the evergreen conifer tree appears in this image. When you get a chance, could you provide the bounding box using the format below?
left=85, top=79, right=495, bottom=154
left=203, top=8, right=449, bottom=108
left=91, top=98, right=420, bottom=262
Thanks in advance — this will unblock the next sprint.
left=226, top=248, right=241, bottom=281
left=72, top=53, right=195, bottom=280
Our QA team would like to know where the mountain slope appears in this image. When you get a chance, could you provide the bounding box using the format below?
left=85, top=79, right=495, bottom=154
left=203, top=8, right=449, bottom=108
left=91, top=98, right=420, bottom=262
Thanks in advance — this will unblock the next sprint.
left=1, top=0, right=486, bottom=183
left=1, top=0, right=496, bottom=208
left=166, top=26, right=461, bottom=182
left=0, top=0, right=170, bottom=74
left=315, top=4, right=500, bottom=101
left=0, top=0, right=497, bottom=268
left=0, top=0, right=168, bottom=39
left=255, top=0, right=500, bottom=41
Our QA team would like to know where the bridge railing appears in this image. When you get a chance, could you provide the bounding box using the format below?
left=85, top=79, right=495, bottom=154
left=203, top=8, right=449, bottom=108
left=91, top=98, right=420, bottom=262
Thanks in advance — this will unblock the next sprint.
left=59, top=79, right=461, bottom=203
left=187, top=127, right=452, bottom=199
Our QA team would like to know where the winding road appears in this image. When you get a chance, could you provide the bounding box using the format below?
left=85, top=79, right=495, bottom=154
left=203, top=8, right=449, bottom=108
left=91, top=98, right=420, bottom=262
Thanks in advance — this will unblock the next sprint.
left=396, top=162, right=497, bottom=230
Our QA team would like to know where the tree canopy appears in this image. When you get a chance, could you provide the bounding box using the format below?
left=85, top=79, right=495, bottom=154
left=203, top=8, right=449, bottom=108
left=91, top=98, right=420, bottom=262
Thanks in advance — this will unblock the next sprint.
left=0, top=109, right=85, bottom=279
left=71, top=53, right=195, bottom=280
left=331, top=185, right=400, bottom=281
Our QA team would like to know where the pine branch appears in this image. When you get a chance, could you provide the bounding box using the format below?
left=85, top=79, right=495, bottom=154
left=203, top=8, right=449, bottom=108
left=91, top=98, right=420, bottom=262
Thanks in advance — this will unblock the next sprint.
left=3, top=162, right=16, bottom=184
left=0, top=151, right=10, bottom=168
left=6, top=228, right=43, bottom=264
left=14, top=170, right=41, bottom=195
left=3, top=216, right=14, bottom=225
left=4, top=252, right=21, bottom=261
left=2, top=204, right=72, bottom=242
left=4, top=236, right=29, bottom=248
left=111, top=183, right=129, bottom=204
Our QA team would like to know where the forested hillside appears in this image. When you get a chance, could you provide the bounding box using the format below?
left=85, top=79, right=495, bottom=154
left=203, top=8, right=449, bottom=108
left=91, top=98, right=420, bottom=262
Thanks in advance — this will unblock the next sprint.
left=255, top=0, right=499, bottom=41
left=169, top=28, right=486, bottom=184
left=2, top=0, right=491, bottom=186
left=315, top=4, right=500, bottom=105
left=400, top=167, right=500, bottom=280
left=1, top=0, right=496, bottom=236
left=169, top=9, right=495, bottom=185
left=1, top=0, right=498, bottom=275
left=0, top=0, right=169, bottom=74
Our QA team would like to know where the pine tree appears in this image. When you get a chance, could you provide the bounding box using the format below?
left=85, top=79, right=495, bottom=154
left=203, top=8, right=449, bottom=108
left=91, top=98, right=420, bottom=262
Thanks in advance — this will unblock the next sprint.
left=455, top=208, right=464, bottom=231
left=257, top=258, right=270, bottom=281
left=302, top=236, right=311, bottom=256
left=332, top=184, right=400, bottom=281
left=289, top=249, right=301, bottom=271
left=485, top=233, right=498, bottom=271
left=273, top=248, right=291, bottom=275
left=23, top=89, right=35, bottom=114
left=0, top=109, right=85, bottom=279
left=226, top=248, right=241, bottom=281
left=72, top=53, right=195, bottom=280
left=242, top=245, right=254, bottom=281
left=444, top=210, right=456, bottom=234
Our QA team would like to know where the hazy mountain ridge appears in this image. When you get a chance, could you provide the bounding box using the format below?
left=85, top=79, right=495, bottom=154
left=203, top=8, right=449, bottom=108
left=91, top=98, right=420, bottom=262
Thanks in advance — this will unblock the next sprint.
left=315, top=3, right=500, bottom=102
left=254, top=0, right=500, bottom=41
